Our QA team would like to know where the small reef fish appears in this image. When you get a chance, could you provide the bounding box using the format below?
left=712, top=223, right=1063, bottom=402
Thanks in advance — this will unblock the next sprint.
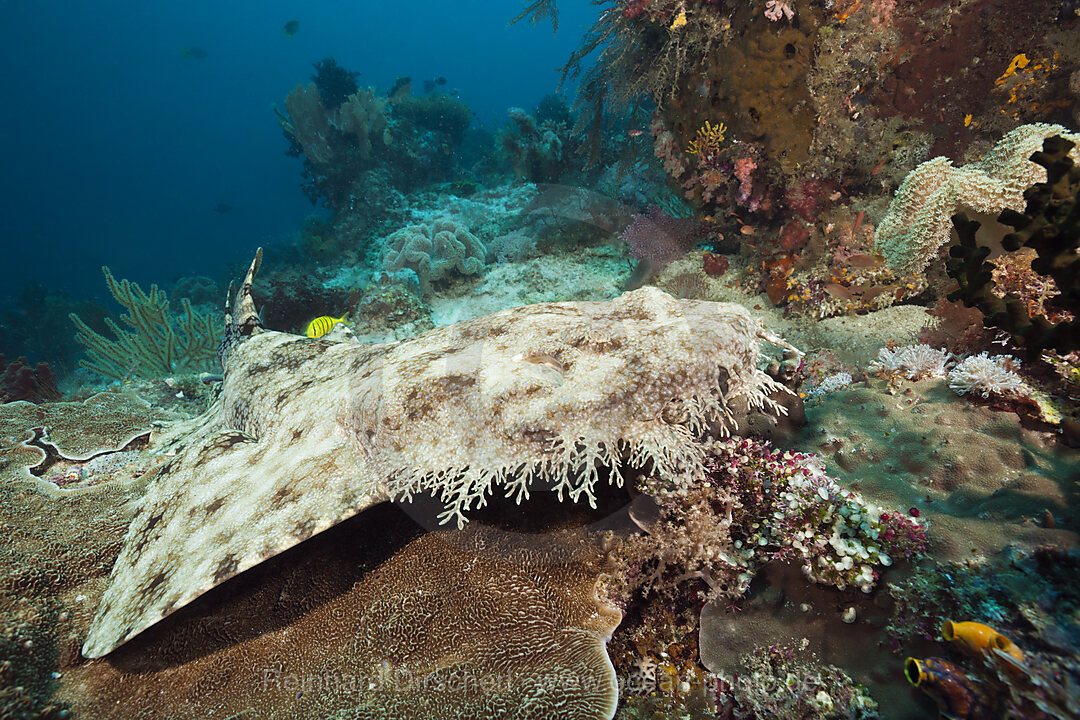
left=627, top=129, right=644, bottom=137
left=181, top=46, right=208, bottom=59
left=423, top=76, right=448, bottom=93
left=304, top=314, right=349, bottom=339
left=845, top=253, right=881, bottom=267
left=214, top=202, right=233, bottom=214
left=283, top=20, right=300, bottom=37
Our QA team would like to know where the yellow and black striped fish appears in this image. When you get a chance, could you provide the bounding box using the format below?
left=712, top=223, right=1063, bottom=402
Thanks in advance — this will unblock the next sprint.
left=304, top=314, right=348, bottom=339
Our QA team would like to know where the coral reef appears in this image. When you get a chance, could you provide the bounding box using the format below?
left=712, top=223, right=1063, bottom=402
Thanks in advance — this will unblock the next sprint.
left=84, top=252, right=791, bottom=659
left=0, top=355, right=59, bottom=403
left=947, top=135, right=1080, bottom=358
left=496, top=103, right=573, bottom=182
left=718, top=643, right=880, bottom=720
left=2, top=393, right=621, bottom=719
left=0, top=393, right=175, bottom=719
left=874, top=123, right=1080, bottom=278
left=11, top=4, right=1080, bottom=718
left=70, top=525, right=622, bottom=720
left=893, top=549, right=1080, bottom=720
left=252, top=263, right=351, bottom=334
left=351, top=276, right=434, bottom=340
left=278, top=60, right=474, bottom=213
left=613, top=437, right=924, bottom=607
left=795, top=376, right=1078, bottom=529
left=68, top=267, right=221, bottom=381
left=379, top=219, right=486, bottom=293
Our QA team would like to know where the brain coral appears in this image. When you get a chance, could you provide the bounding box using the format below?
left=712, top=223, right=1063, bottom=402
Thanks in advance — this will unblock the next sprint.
left=83, top=250, right=790, bottom=659
left=380, top=219, right=486, bottom=292
left=874, top=123, right=1080, bottom=277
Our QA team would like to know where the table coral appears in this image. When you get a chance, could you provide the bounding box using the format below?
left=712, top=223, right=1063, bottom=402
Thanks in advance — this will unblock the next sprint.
left=83, top=249, right=791, bottom=659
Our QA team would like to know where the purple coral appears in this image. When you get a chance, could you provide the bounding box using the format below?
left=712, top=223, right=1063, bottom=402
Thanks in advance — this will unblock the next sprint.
left=621, top=208, right=706, bottom=270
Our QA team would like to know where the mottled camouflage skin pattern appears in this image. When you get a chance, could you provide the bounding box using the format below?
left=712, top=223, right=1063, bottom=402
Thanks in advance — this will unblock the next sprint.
left=85, top=250, right=784, bottom=658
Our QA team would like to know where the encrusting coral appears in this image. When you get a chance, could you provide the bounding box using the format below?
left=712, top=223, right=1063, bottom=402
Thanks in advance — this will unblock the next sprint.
left=83, top=248, right=792, bottom=659
left=874, top=123, right=1080, bottom=278
left=948, top=135, right=1080, bottom=358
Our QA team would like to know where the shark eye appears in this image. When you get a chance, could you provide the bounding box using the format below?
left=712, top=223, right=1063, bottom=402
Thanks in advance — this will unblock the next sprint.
left=661, top=398, right=689, bottom=425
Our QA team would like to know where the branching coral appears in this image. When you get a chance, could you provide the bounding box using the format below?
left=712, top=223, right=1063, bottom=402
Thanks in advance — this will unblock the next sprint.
left=84, top=252, right=795, bottom=658
left=69, top=267, right=221, bottom=381
left=685, top=120, right=726, bottom=157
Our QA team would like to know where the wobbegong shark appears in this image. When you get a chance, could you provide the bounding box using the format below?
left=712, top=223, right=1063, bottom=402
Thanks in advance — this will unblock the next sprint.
left=84, top=248, right=790, bottom=658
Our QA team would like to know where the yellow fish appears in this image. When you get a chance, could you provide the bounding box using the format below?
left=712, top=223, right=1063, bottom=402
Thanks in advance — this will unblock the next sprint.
left=304, top=314, right=349, bottom=339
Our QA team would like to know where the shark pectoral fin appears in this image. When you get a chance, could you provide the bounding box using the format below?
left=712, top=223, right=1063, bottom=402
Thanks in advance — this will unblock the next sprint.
left=82, top=427, right=381, bottom=658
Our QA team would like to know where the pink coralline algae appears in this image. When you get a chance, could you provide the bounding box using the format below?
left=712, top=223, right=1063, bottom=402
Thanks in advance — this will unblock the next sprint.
left=734, top=157, right=759, bottom=210
left=764, top=0, right=795, bottom=21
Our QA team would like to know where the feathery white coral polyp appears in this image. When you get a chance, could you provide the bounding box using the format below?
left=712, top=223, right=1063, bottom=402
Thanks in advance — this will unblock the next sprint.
left=868, top=344, right=951, bottom=380
left=947, top=353, right=1028, bottom=398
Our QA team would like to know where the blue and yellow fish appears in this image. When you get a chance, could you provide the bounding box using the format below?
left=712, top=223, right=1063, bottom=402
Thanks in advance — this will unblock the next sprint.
left=304, top=314, right=348, bottom=339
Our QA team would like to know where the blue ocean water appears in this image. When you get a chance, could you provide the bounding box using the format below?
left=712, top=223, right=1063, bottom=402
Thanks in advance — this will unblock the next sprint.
left=0, top=0, right=589, bottom=307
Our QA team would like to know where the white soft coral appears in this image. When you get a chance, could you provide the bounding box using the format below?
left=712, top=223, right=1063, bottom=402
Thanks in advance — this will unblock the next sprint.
left=868, top=344, right=952, bottom=380
left=947, top=353, right=1029, bottom=398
